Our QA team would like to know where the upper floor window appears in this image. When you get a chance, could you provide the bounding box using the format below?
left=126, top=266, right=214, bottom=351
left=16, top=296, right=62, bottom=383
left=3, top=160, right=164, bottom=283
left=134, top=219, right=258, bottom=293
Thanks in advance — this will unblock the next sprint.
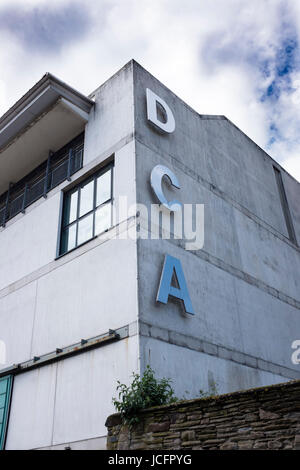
left=0, top=133, right=84, bottom=227
left=59, top=163, right=113, bottom=256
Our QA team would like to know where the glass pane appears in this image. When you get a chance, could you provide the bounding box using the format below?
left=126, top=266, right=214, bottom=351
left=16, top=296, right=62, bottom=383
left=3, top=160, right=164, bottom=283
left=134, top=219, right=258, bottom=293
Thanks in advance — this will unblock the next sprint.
left=77, top=213, right=93, bottom=245
left=72, top=147, right=83, bottom=173
left=64, top=190, right=78, bottom=226
left=96, top=169, right=111, bottom=207
left=0, top=394, right=5, bottom=408
left=61, top=224, right=76, bottom=254
left=79, top=180, right=94, bottom=217
left=95, top=203, right=111, bottom=236
left=0, top=380, right=7, bottom=395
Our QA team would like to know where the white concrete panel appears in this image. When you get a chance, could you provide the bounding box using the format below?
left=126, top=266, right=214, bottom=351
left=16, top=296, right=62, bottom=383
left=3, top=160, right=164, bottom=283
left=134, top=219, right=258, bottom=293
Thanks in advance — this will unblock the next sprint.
left=141, top=337, right=288, bottom=399
left=84, top=61, right=134, bottom=166
left=52, top=336, right=138, bottom=445
left=114, top=141, right=136, bottom=225
left=31, top=238, right=138, bottom=356
left=0, top=282, right=36, bottom=366
left=0, top=192, right=60, bottom=291
left=5, top=364, right=57, bottom=449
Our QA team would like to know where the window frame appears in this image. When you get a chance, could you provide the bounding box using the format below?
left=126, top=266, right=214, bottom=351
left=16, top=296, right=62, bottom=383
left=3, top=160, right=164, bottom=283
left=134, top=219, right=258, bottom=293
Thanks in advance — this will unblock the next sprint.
left=273, top=166, right=297, bottom=245
left=58, top=162, right=114, bottom=257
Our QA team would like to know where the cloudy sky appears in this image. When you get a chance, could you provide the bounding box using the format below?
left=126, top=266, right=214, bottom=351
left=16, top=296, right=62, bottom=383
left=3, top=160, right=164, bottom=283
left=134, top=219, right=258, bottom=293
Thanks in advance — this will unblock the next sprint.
left=0, top=0, right=299, bottom=181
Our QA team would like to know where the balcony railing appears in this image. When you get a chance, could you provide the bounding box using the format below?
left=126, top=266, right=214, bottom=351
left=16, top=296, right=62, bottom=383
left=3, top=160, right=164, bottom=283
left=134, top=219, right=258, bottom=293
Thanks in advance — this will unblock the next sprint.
left=0, top=133, right=84, bottom=227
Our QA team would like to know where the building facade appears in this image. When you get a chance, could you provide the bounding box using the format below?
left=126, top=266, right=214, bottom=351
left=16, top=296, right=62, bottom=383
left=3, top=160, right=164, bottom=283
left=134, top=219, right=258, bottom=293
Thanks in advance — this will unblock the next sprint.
left=0, top=60, right=299, bottom=450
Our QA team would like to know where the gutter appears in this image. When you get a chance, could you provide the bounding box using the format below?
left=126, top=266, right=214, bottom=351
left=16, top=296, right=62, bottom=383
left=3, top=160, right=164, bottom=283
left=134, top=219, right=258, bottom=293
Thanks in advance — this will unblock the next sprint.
left=0, top=325, right=129, bottom=379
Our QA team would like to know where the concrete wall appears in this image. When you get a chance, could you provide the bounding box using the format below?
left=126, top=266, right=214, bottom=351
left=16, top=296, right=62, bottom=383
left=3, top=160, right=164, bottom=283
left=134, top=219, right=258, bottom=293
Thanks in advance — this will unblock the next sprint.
left=132, top=61, right=300, bottom=396
left=0, top=62, right=140, bottom=449
left=133, top=62, right=299, bottom=241
left=84, top=61, right=134, bottom=167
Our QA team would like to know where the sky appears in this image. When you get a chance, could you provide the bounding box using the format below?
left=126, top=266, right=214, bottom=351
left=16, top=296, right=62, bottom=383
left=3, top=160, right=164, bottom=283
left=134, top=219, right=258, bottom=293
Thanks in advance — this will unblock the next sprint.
left=0, top=0, right=299, bottom=181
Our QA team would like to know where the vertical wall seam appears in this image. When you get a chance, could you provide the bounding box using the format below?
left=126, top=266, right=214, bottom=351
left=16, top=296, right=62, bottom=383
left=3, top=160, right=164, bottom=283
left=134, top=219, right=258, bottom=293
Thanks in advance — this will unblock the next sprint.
left=132, top=62, right=142, bottom=376
left=51, top=362, right=59, bottom=447
left=29, top=280, right=38, bottom=359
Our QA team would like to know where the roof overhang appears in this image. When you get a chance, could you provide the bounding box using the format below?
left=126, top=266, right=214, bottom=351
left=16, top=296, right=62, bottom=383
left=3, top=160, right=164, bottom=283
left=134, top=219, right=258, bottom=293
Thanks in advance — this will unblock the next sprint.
left=0, top=73, right=94, bottom=195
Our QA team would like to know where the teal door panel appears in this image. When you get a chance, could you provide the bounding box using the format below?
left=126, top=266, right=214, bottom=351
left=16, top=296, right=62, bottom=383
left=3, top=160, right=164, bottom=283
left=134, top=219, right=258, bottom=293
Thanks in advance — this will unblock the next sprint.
left=0, top=376, right=12, bottom=450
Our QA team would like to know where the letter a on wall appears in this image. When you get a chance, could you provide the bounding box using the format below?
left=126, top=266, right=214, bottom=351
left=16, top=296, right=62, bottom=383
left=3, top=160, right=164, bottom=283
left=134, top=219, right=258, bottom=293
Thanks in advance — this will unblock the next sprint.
left=157, top=255, right=195, bottom=316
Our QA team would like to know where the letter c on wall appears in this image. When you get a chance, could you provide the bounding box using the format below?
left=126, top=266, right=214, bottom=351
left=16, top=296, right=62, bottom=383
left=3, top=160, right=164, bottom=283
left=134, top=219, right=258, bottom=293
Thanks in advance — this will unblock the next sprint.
left=151, top=165, right=182, bottom=211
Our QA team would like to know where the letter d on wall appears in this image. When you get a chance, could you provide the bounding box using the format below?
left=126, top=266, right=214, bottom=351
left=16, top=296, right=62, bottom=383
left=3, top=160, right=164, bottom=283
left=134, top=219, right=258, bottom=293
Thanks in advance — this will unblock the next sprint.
left=157, top=255, right=195, bottom=316
left=146, top=89, right=175, bottom=134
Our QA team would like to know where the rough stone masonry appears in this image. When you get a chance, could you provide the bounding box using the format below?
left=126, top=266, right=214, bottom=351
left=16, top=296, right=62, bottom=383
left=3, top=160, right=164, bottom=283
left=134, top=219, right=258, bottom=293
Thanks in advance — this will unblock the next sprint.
left=106, top=379, right=300, bottom=450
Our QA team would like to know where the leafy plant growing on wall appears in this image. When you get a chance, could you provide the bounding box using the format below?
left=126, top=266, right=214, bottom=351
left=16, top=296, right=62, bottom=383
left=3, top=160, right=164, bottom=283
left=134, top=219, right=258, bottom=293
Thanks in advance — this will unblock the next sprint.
left=113, top=365, right=177, bottom=426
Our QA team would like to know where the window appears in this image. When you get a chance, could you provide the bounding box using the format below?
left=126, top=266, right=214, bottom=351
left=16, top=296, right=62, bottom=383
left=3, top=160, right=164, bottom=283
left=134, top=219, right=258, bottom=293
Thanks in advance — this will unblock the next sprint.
left=273, top=166, right=297, bottom=245
left=0, top=375, right=12, bottom=450
left=59, top=163, right=113, bottom=255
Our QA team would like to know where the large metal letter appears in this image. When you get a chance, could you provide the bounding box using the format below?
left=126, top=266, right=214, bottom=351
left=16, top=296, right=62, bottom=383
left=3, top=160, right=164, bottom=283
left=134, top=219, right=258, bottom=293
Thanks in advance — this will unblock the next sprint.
left=146, top=88, right=175, bottom=134
left=151, top=164, right=181, bottom=211
left=157, top=255, right=195, bottom=316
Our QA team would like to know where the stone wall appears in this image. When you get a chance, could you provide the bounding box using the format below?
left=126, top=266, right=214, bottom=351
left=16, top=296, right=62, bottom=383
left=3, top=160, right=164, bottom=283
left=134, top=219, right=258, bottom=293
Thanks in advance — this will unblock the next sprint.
left=106, top=380, right=300, bottom=450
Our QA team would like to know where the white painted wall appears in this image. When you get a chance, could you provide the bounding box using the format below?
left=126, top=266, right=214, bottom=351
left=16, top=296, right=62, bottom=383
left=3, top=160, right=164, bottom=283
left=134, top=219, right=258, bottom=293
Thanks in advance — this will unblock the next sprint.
left=0, top=193, right=60, bottom=292
left=5, top=364, right=57, bottom=450
left=0, top=283, right=36, bottom=365
left=31, top=237, right=138, bottom=356
left=1, top=62, right=139, bottom=450
left=6, top=337, right=139, bottom=450
left=84, top=61, right=134, bottom=167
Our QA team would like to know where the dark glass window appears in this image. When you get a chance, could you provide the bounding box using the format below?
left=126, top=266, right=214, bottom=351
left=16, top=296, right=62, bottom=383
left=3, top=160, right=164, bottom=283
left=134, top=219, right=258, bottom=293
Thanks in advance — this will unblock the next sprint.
left=60, top=163, right=113, bottom=255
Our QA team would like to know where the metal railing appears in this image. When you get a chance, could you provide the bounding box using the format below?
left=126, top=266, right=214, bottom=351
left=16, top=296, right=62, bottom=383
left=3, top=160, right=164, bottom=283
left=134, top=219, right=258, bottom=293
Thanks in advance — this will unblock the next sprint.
left=0, top=133, right=84, bottom=227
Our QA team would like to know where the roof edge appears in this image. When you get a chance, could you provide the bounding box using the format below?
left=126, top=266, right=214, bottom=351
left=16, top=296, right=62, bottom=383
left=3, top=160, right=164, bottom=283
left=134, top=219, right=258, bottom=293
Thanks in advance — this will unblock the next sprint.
left=0, top=73, right=94, bottom=131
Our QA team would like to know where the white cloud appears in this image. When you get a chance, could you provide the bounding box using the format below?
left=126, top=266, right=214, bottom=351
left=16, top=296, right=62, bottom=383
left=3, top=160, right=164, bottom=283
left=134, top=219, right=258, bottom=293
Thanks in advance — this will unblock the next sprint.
left=282, top=154, right=300, bottom=180
left=0, top=0, right=299, bottom=181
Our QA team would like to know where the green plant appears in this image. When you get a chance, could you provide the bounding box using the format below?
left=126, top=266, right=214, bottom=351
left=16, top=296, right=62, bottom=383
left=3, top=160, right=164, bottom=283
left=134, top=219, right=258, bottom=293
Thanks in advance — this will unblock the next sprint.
left=112, top=365, right=177, bottom=426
